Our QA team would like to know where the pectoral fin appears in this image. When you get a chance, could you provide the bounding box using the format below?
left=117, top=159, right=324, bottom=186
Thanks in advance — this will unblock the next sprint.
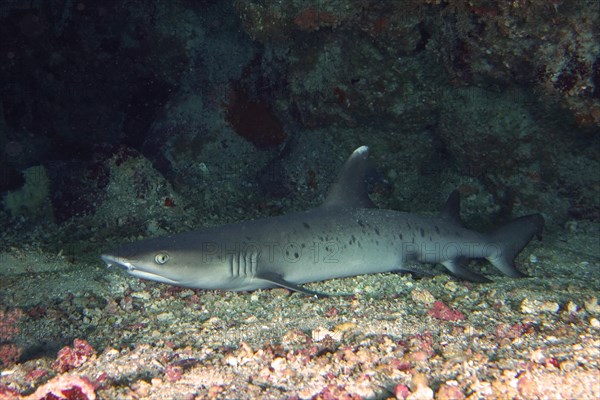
left=256, top=272, right=330, bottom=298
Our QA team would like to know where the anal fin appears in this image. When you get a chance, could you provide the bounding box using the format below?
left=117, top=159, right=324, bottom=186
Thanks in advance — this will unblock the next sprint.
left=441, top=259, right=492, bottom=283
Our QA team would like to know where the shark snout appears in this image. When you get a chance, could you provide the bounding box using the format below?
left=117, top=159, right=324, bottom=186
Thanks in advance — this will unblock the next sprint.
left=101, top=254, right=135, bottom=271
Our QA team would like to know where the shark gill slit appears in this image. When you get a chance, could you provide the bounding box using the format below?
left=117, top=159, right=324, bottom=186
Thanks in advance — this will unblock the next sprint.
left=228, top=250, right=258, bottom=277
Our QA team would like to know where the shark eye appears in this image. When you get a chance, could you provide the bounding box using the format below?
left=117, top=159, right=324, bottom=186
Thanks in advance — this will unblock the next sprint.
left=154, top=253, right=170, bottom=264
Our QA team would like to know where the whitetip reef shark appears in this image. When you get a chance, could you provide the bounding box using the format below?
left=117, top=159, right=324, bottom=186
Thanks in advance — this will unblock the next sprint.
left=101, top=146, right=544, bottom=297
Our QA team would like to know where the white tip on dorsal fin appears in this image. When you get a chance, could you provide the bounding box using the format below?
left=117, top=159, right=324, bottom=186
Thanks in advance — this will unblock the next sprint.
left=321, top=146, right=376, bottom=209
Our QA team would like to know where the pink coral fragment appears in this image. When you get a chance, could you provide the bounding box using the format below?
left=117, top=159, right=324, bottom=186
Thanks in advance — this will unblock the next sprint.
left=52, top=339, right=95, bottom=373
left=24, top=374, right=96, bottom=400
left=427, top=300, right=466, bottom=321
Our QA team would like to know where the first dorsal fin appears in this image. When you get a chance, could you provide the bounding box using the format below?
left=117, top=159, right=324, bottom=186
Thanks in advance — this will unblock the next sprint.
left=321, top=146, right=376, bottom=209
left=439, top=190, right=463, bottom=226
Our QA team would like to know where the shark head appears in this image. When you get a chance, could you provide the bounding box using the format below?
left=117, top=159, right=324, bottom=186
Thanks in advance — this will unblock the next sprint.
left=101, top=234, right=235, bottom=288
left=101, top=251, right=181, bottom=285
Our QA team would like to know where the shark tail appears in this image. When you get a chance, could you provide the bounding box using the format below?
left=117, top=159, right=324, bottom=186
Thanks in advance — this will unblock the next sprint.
left=486, top=214, right=545, bottom=277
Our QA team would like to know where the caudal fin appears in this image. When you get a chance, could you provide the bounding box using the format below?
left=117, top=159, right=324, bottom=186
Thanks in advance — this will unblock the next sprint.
left=486, top=214, right=545, bottom=277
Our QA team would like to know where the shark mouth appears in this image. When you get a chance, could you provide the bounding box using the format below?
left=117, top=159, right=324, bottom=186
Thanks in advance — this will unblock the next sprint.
left=101, top=254, right=181, bottom=284
left=127, top=269, right=180, bottom=284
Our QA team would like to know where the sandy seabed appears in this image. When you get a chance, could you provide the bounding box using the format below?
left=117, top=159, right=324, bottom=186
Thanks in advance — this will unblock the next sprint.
left=0, top=223, right=598, bottom=399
